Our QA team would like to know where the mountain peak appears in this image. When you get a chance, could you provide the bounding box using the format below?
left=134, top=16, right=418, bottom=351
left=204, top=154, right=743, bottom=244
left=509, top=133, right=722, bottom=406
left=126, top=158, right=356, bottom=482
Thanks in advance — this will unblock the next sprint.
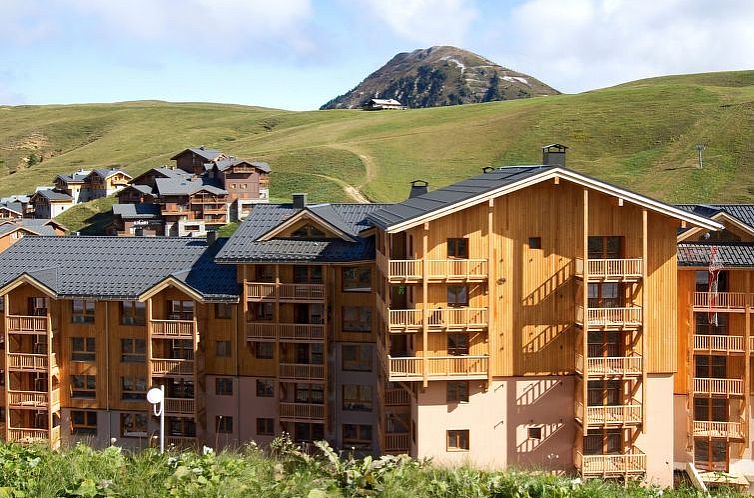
left=321, top=46, right=558, bottom=110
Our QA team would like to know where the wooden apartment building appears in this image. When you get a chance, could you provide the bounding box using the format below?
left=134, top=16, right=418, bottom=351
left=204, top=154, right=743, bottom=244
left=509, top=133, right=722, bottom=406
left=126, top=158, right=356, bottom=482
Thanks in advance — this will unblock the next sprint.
left=0, top=149, right=743, bottom=488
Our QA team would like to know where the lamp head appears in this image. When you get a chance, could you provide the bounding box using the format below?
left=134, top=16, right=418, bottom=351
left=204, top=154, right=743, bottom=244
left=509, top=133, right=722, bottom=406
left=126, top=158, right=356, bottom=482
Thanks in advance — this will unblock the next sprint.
left=147, top=387, right=164, bottom=404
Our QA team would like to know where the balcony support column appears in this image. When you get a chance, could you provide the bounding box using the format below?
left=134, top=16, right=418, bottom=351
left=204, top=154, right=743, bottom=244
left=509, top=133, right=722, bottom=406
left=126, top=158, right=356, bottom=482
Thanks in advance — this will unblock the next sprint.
left=3, top=293, right=8, bottom=439
left=422, top=222, right=429, bottom=388
left=641, top=209, right=648, bottom=432
left=275, top=265, right=281, bottom=380
left=146, top=298, right=154, bottom=384
left=46, top=309, right=53, bottom=447
left=487, top=198, right=494, bottom=385
left=745, top=305, right=751, bottom=451
left=582, top=188, right=589, bottom=434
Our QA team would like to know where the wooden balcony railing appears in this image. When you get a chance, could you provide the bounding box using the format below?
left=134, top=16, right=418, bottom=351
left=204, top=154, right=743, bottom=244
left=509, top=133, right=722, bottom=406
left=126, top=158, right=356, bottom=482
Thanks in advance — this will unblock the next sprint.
left=246, top=283, right=326, bottom=302
left=279, top=363, right=325, bottom=380
left=575, top=448, right=646, bottom=477
left=7, top=390, right=53, bottom=408
left=279, top=402, right=325, bottom=420
left=694, top=378, right=744, bottom=396
left=693, top=421, right=745, bottom=439
left=6, top=315, right=49, bottom=334
left=166, top=436, right=197, bottom=448
left=694, top=334, right=744, bottom=354
left=385, top=387, right=411, bottom=406
left=7, top=353, right=56, bottom=371
left=7, top=427, right=50, bottom=444
left=384, top=433, right=410, bottom=453
left=576, top=402, right=642, bottom=425
left=577, top=306, right=642, bottom=328
left=246, top=322, right=325, bottom=341
left=165, top=398, right=195, bottom=415
left=575, top=258, right=642, bottom=280
left=150, top=319, right=195, bottom=338
left=576, top=354, right=643, bottom=376
left=387, top=355, right=489, bottom=381
left=693, top=292, right=754, bottom=311
left=151, top=358, right=194, bottom=376
left=377, top=253, right=488, bottom=282
left=388, top=307, right=488, bottom=331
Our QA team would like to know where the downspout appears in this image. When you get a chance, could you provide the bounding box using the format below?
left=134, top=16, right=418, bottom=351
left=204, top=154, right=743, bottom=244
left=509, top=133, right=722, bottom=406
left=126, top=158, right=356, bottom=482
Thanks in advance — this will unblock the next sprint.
left=105, top=301, right=111, bottom=442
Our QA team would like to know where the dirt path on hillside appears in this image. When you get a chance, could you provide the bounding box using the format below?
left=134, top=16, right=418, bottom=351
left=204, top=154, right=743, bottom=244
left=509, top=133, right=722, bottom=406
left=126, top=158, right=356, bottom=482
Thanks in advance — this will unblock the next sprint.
left=328, top=144, right=378, bottom=203
left=312, top=173, right=370, bottom=203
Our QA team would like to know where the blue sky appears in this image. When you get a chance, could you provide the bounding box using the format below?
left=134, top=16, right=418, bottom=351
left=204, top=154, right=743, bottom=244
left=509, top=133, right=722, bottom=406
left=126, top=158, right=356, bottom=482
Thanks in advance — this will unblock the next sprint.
left=2, top=0, right=753, bottom=110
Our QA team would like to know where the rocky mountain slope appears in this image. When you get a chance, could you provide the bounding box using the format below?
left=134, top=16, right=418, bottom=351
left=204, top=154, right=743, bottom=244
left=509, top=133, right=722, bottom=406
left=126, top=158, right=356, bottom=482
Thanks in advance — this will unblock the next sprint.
left=321, top=46, right=559, bottom=109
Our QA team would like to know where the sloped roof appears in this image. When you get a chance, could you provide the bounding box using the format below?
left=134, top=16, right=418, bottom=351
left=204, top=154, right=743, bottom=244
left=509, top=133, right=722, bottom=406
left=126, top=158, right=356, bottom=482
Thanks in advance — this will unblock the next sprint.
left=56, top=170, right=91, bottom=183
left=155, top=177, right=227, bottom=196
left=130, top=167, right=193, bottom=185
left=120, top=184, right=155, bottom=196
left=677, top=204, right=754, bottom=231
left=170, top=147, right=224, bottom=162
left=0, top=236, right=238, bottom=301
left=112, top=203, right=162, bottom=219
left=367, top=166, right=722, bottom=233
left=33, top=189, right=73, bottom=202
left=215, top=203, right=391, bottom=263
left=89, top=168, right=131, bottom=180
left=369, top=98, right=403, bottom=106
left=0, top=202, right=23, bottom=215
left=214, top=157, right=271, bottom=173
left=678, top=242, right=754, bottom=268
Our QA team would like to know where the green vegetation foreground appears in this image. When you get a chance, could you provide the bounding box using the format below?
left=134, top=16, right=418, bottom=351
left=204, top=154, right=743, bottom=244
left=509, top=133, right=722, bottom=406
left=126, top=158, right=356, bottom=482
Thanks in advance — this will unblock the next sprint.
left=0, top=438, right=740, bottom=498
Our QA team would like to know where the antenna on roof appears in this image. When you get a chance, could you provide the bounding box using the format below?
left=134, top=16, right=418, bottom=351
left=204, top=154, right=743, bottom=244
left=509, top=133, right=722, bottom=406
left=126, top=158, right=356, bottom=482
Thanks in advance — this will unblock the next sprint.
left=482, top=167, right=494, bottom=174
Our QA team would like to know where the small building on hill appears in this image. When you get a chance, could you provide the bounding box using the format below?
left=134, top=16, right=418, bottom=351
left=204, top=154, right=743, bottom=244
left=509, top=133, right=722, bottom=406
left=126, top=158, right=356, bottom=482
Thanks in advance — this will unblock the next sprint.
left=28, top=189, right=74, bottom=218
left=362, top=98, right=406, bottom=111
left=0, top=218, right=66, bottom=252
left=107, top=203, right=164, bottom=237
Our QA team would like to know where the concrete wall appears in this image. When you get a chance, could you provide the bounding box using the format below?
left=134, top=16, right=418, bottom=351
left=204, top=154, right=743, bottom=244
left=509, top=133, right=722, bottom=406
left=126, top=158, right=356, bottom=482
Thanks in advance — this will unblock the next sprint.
left=635, top=374, right=674, bottom=487
left=673, top=394, right=692, bottom=467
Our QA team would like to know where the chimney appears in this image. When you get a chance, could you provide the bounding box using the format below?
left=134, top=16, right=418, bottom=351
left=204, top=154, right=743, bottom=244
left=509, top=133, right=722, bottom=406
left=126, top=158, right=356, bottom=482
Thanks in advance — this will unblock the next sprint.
left=292, top=193, right=308, bottom=209
left=206, top=229, right=218, bottom=245
left=542, top=144, right=568, bottom=167
left=409, top=180, right=429, bottom=199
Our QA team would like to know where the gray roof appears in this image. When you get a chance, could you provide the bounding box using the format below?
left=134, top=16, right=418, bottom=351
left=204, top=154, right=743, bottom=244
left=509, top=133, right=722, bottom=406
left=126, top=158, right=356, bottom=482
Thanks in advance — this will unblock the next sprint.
left=112, top=203, right=162, bottom=219
left=216, top=203, right=391, bottom=263
left=0, top=236, right=238, bottom=301
left=90, top=168, right=131, bottom=180
left=121, top=184, right=155, bottom=196
left=56, top=171, right=91, bottom=183
left=1, top=195, right=30, bottom=204
left=171, top=147, right=224, bottom=162
left=34, top=189, right=73, bottom=202
left=0, top=202, right=23, bottom=214
left=129, top=167, right=192, bottom=185
left=679, top=243, right=754, bottom=267
left=0, top=219, right=60, bottom=237
left=155, top=177, right=227, bottom=197
left=368, top=166, right=553, bottom=229
left=677, top=204, right=754, bottom=231
left=214, top=157, right=272, bottom=173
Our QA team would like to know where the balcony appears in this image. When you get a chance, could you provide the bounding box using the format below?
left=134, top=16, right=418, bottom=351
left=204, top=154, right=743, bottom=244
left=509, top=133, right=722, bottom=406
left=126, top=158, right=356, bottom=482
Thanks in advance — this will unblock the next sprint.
left=693, top=378, right=744, bottom=397
left=385, top=387, right=411, bottom=406
left=166, top=436, right=197, bottom=448
left=279, top=402, right=325, bottom=421
left=246, top=283, right=326, bottom=302
left=378, top=254, right=488, bottom=282
left=165, top=398, right=195, bottom=415
left=693, top=421, right=745, bottom=439
left=576, top=306, right=642, bottom=329
left=384, top=433, right=410, bottom=453
left=7, top=427, right=59, bottom=445
left=279, top=363, right=325, bottom=381
left=693, top=334, right=744, bottom=354
left=6, top=315, right=49, bottom=334
left=150, top=319, right=195, bottom=338
left=693, top=292, right=753, bottom=312
left=151, top=358, right=194, bottom=376
left=575, top=448, right=646, bottom=478
left=576, top=354, right=643, bottom=377
left=575, top=258, right=642, bottom=282
left=245, top=322, right=325, bottom=342
left=387, top=355, right=489, bottom=382
left=576, top=402, right=642, bottom=426
left=7, top=353, right=57, bottom=372
left=7, top=389, right=60, bottom=409
left=387, top=307, right=488, bottom=333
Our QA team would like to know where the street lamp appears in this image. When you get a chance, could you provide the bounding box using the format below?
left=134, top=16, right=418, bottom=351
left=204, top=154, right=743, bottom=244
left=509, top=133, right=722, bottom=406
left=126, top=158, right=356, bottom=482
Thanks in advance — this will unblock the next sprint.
left=147, top=385, right=165, bottom=453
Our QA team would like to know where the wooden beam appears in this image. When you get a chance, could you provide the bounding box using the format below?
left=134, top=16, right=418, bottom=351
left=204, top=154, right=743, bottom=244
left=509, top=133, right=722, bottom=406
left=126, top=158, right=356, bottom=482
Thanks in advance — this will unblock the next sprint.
left=487, top=198, right=495, bottom=384
left=618, top=198, right=624, bottom=207
left=745, top=306, right=751, bottom=453
left=553, top=177, right=560, bottom=185
left=422, top=223, right=429, bottom=388
left=3, top=293, right=8, bottom=439
left=641, top=209, right=648, bottom=433
left=582, top=188, right=589, bottom=435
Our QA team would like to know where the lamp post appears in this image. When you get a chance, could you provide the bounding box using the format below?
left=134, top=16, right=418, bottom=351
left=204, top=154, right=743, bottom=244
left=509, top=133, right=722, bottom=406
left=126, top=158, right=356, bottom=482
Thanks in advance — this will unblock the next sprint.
left=147, top=385, right=165, bottom=453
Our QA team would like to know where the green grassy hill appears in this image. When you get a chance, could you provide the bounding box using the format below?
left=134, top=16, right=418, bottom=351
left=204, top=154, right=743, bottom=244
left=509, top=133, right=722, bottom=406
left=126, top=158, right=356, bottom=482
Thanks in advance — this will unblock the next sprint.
left=2, top=70, right=753, bottom=232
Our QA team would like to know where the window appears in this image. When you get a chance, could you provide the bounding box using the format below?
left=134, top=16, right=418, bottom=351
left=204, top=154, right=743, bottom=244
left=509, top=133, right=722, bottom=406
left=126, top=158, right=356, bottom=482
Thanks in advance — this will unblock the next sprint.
left=295, top=342, right=323, bottom=364
left=216, top=340, right=232, bottom=357
left=588, top=283, right=621, bottom=308
left=528, top=237, right=542, bottom=249
left=695, top=312, right=728, bottom=336
left=168, top=300, right=194, bottom=320
left=696, top=355, right=727, bottom=379
left=342, top=344, right=373, bottom=371
left=0, top=298, right=4, bottom=314
left=121, top=301, right=145, bottom=325
left=447, top=334, right=469, bottom=356
left=588, top=236, right=622, bottom=259
left=293, top=265, right=323, bottom=284
left=291, top=224, right=326, bottom=239
left=447, top=238, right=469, bottom=259
left=527, top=427, right=543, bottom=440
left=587, top=380, right=621, bottom=406
left=121, top=413, right=148, bottom=437
left=342, top=306, right=372, bottom=332
left=293, top=422, right=324, bottom=443
left=584, top=429, right=622, bottom=455
left=71, top=300, right=95, bottom=324
left=447, top=430, right=470, bottom=451
left=257, top=417, right=275, bottom=436
left=169, top=339, right=193, bottom=360
left=447, top=286, right=468, bottom=307
left=447, top=381, right=469, bottom=403
left=71, top=337, right=95, bottom=362
left=253, top=341, right=274, bottom=359
left=256, top=379, right=274, bottom=397
left=71, top=375, right=96, bottom=399
left=216, top=377, right=233, bottom=396
left=121, top=377, right=147, bottom=401
left=250, top=302, right=274, bottom=321
left=295, top=384, right=324, bottom=404
left=29, top=297, right=48, bottom=316
left=343, top=267, right=372, bottom=292
left=215, top=303, right=232, bottom=319
left=343, top=385, right=373, bottom=412
left=343, top=424, right=373, bottom=448
left=121, top=338, right=146, bottom=363
left=255, top=265, right=275, bottom=282
left=168, top=417, right=196, bottom=437
left=71, top=410, right=97, bottom=435
left=216, top=416, right=233, bottom=434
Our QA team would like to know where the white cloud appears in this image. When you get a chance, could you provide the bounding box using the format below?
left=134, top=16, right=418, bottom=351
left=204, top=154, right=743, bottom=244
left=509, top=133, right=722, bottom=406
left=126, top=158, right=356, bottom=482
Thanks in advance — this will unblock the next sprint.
left=361, top=0, right=479, bottom=46
left=488, top=0, right=754, bottom=92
